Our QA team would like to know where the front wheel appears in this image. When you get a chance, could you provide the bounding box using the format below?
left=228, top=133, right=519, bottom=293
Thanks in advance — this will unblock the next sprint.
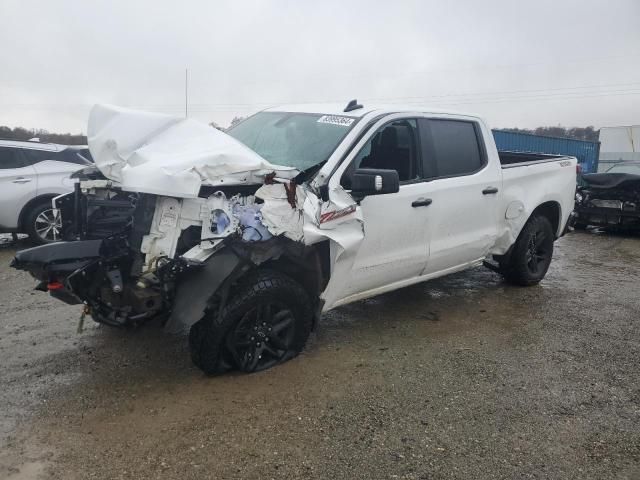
left=189, top=270, right=313, bottom=375
left=502, top=214, right=554, bottom=286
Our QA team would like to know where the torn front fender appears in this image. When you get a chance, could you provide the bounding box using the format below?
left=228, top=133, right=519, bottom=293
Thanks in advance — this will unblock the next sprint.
left=164, top=248, right=244, bottom=333
left=300, top=185, right=365, bottom=310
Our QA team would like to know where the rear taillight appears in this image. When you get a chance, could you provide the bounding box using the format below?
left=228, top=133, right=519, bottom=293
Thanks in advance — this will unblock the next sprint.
left=576, top=164, right=582, bottom=174
left=47, top=281, right=64, bottom=291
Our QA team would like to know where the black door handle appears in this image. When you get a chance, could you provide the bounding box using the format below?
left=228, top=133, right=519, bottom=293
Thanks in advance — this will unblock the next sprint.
left=482, top=187, right=499, bottom=195
left=412, top=198, right=433, bottom=207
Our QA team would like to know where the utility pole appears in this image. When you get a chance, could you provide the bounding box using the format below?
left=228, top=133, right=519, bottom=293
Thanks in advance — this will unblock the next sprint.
left=185, top=68, right=188, bottom=118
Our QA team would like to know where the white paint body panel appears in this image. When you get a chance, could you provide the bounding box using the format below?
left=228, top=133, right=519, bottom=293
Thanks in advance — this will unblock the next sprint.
left=33, top=160, right=83, bottom=194
left=419, top=119, right=501, bottom=275
left=342, top=181, right=430, bottom=296
left=313, top=107, right=576, bottom=311
left=0, top=142, right=85, bottom=231
left=0, top=164, right=38, bottom=228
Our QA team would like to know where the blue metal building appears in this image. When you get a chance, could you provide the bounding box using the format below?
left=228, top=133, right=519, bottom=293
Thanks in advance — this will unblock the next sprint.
left=492, top=130, right=600, bottom=173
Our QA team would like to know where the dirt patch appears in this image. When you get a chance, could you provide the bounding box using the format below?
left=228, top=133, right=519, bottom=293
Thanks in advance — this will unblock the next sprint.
left=0, top=231, right=639, bottom=479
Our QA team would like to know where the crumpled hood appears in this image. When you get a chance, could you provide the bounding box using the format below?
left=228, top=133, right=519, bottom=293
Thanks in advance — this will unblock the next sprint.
left=581, top=172, right=640, bottom=190
left=87, top=104, right=298, bottom=198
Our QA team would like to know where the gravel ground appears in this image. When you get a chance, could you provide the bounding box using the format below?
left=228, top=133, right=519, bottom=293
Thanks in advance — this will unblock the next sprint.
left=0, top=230, right=638, bottom=479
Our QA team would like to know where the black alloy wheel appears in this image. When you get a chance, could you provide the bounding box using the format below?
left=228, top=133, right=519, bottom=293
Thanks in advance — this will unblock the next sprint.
left=525, top=228, right=551, bottom=276
left=226, top=301, right=297, bottom=373
left=502, top=214, right=554, bottom=286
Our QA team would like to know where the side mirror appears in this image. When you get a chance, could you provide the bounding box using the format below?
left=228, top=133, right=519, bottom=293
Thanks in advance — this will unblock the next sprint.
left=351, top=168, right=400, bottom=197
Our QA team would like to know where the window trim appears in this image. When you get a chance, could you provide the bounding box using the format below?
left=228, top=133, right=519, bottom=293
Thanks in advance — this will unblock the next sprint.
left=419, top=118, right=488, bottom=181
left=16, top=148, right=53, bottom=167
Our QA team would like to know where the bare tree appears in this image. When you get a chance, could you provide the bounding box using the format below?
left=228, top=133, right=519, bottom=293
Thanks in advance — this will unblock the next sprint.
left=500, top=126, right=599, bottom=142
left=0, top=125, right=87, bottom=144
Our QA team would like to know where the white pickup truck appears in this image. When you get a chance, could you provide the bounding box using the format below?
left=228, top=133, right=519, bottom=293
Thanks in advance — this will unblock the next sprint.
left=12, top=102, right=577, bottom=374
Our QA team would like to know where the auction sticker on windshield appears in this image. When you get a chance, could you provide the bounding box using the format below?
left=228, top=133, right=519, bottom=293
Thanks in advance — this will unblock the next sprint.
left=317, top=115, right=355, bottom=127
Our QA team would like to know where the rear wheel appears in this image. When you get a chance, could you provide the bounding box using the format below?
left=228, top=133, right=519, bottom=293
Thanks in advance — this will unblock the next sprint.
left=24, top=201, right=62, bottom=245
left=188, top=270, right=313, bottom=375
left=502, top=214, right=554, bottom=286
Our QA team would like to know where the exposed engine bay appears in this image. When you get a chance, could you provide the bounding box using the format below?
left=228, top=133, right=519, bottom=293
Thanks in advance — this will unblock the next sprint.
left=11, top=170, right=330, bottom=331
left=574, top=173, right=640, bottom=230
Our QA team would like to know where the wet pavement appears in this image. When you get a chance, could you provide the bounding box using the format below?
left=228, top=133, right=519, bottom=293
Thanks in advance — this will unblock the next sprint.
left=0, top=231, right=638, bottom=479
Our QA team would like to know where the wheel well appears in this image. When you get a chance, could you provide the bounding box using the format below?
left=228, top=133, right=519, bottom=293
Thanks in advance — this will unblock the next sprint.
left=531, top=201, right=561, bottom=237
left=259, top=241, right=331, bottom=301
left=18, top=194, right=57, bottom=231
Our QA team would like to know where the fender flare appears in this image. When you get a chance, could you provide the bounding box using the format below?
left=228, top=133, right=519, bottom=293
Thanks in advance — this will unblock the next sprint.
left=164, top=249, right=244, bottom=334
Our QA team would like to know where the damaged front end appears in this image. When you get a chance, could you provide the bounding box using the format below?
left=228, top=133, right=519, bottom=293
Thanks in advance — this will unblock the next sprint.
left=11, top=177, right=183, bottom=327
left=573, top=173, right=640, bottom=230
left=11, top=103, right=366, bottom=356
left=12, top=173, right=320, bottom=330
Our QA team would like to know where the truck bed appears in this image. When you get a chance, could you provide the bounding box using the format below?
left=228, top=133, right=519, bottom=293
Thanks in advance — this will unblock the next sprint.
left=499, top=150, right=565, bottom=167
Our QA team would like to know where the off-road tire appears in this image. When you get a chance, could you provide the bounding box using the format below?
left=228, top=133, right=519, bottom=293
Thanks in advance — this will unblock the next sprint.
left=502, top=214, right=554, bottom=286
left=188, top=269, right=313, bottom=375
left=24, top=201, right=61, bottom=245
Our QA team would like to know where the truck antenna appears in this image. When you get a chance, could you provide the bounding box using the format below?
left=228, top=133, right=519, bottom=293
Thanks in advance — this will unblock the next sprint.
left=344, top=99, right=363, bottom=112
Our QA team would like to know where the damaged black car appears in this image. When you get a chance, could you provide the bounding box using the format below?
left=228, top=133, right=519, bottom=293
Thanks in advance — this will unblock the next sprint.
left=573, top=166, right=640, bottom=231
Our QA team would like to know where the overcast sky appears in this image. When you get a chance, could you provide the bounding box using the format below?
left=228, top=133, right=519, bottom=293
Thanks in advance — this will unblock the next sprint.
left=1, top=0, right=639, bottom=133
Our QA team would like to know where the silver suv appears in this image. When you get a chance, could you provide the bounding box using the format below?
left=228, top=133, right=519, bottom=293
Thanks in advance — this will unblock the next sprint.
left=0, top=139, right=91, bottom=244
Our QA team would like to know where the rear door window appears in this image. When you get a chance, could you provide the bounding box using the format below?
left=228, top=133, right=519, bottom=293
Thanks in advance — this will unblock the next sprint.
left=0, top=147, right=26, bottom=169
left=55, top=148, right=92, bottom=165
left=420, top=119, right=485, bottom=178
left=21, top=149, right=57, bottom=165
left=21, top=148, right=91, bottom=166
left=77, top=148, right=93, bottom=163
